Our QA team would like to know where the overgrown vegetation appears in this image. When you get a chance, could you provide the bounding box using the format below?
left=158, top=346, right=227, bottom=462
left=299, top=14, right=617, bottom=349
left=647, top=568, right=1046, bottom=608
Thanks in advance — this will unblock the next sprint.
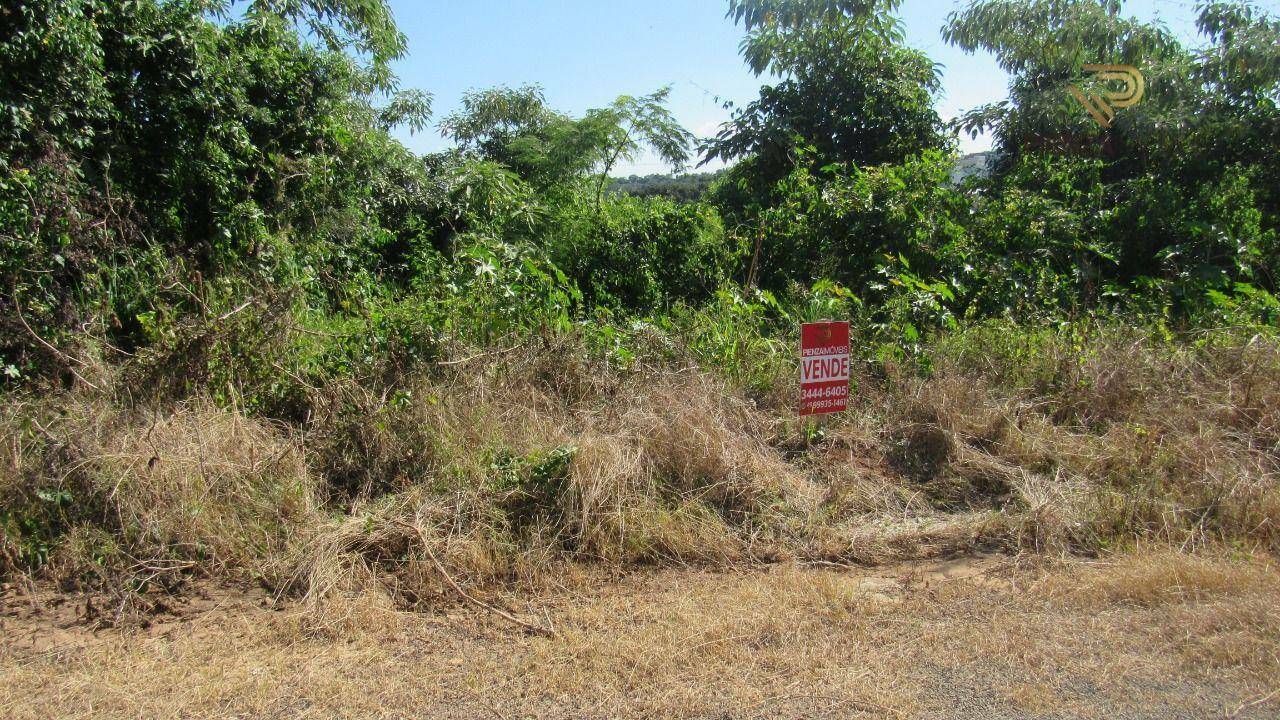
left=1, top=0, right=1277, bottom=617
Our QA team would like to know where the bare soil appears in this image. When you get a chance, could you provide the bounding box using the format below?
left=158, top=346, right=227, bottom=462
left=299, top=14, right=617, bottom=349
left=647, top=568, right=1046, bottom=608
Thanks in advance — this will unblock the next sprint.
left=3, top=553, right=1278, bottom=719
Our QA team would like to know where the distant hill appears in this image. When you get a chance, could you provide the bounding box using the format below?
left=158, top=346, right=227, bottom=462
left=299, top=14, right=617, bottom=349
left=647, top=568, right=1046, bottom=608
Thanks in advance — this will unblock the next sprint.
left=613, top=155, right=991, bottom=201
left=609, top=170, right=726, bottom=202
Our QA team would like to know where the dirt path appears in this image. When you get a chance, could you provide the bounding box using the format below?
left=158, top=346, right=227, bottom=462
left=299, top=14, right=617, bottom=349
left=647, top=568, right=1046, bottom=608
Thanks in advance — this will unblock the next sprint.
left=3, top=553, right=1278, bottom=719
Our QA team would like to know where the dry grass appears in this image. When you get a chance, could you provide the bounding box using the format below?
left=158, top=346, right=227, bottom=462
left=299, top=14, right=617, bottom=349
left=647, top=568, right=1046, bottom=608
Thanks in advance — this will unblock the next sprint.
left=3, top=553, right=1279, bottom=719
left=886, top=325, right=1280, bottom=554
left=289, top=364, right=804, bottom=612
left=1, top=323, right=1278, bottom=626
left=1040, top=547, right=1280, bottom=608
left=0, top=399, right=318, bottom=596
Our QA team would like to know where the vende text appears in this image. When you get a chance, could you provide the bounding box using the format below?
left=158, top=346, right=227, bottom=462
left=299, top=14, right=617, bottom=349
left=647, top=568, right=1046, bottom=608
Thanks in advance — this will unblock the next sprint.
left=801, top=354, right=850, bottom=383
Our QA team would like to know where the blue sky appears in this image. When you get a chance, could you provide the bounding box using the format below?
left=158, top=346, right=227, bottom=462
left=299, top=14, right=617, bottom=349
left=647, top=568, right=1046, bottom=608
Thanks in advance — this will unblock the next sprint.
left=384, top=0, right=1265, bottom=175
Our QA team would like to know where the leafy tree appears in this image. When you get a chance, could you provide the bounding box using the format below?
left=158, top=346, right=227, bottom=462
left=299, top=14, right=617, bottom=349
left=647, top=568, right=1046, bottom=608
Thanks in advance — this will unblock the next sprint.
left=705, top=0, right=951, bottom=302
left=442, top=85, right=692, bottom=204
left=582, top=89, right=694, bottom=207
left=943, top=0, right=1188, bottom=161
left=438, top=85, right=726, bottom=311
left=726, top=0, right=885, bottom=31
left=0, top=0, right=434, bottom=378
left=705, top=0, right=946, bottom=182
left=439, top=85, right=557, bottom=165
left=743, top=150, right=970, bottom=294
left=944, top=0, right=1280, bottom=299
left=239, top=0, right=407, bottom=82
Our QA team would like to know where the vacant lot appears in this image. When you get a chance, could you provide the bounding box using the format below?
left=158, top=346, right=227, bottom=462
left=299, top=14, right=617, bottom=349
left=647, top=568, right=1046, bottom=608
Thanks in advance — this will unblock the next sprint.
left=3, top=551, right=1278, bottom=719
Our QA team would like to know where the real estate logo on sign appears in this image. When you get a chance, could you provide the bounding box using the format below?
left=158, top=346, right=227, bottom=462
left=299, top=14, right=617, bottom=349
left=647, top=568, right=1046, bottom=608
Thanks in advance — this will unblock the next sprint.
left=1069, top=64, right=1145, bottom=128
left=800, top=321, right=850, bottom=417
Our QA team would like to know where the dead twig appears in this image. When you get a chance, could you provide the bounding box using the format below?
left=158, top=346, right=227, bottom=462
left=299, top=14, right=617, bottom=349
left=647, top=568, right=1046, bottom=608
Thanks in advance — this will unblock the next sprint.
left=12, top=292, right=101, bottom=391
left=436, top=340, right=527, bottom=367
left=214, top=301, right=253, bottom=323
left=393, top=519, right=558, bottom=638
left=1227, top=688, right=1280, bottom=719
left=271, top=361, right=319, bottom=392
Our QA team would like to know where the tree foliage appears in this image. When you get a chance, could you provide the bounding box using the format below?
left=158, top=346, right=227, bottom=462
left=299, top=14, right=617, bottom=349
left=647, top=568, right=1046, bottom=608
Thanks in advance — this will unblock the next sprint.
left=940, top=0, right=1280, bottom=304
left=2, top=0, right=1279, bottom=393
left=706, top=0, right=944, bottom=181
left=442, top=84, right=692, bottom=202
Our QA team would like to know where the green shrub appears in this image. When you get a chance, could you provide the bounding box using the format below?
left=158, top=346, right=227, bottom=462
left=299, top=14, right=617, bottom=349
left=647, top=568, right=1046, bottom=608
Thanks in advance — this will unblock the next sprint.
left=548, top=195, right=736, bottom=311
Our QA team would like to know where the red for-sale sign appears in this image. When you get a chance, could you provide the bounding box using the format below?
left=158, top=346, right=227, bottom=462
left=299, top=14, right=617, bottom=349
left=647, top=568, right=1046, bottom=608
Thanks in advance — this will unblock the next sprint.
left=800, top=321, right=850, bottom=416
